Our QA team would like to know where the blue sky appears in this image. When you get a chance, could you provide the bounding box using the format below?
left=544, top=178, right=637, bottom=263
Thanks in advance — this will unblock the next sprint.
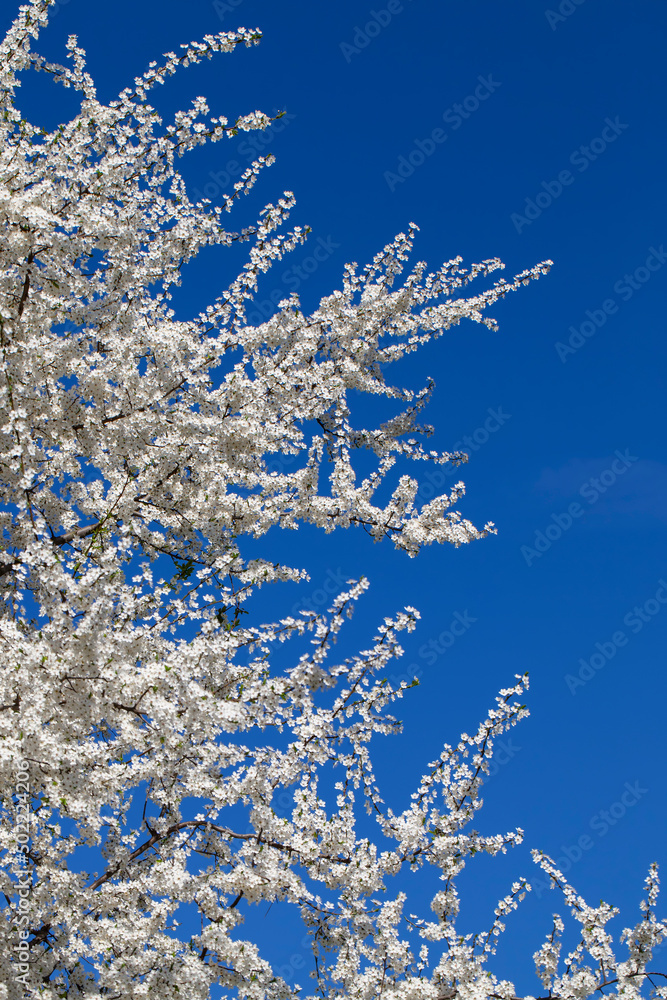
left=6, top=0, right=667, bottom=992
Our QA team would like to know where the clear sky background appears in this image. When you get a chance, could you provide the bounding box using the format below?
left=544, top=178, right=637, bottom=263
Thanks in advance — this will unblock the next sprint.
left=5, top=0, right=667, bottom=994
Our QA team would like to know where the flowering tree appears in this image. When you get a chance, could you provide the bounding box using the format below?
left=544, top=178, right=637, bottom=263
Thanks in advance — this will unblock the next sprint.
left=0, top=2, right=665, bottom=998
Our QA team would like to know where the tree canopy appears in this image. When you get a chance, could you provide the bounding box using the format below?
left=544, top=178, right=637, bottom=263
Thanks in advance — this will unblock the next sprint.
left=0, top=3, right=664, bottom=999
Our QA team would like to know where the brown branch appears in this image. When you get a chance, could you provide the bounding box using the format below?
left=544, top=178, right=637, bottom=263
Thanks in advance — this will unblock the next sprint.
left=88, top=820, right=351, bottom=892
left=435, top=971, right=667, bottom=1000
left=0, top=558, right=19, bottom=578
left=70, top=369, right=211, bottom=431
left=112, top=701, right=151, bottom=722
left=27, top=922, right=51, bottom=947
left=17, top=252, right=34, bottom=319
left=0, top=524, right=102, bottom=579
left=51, top=523, right=102, bottom=547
